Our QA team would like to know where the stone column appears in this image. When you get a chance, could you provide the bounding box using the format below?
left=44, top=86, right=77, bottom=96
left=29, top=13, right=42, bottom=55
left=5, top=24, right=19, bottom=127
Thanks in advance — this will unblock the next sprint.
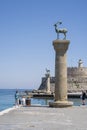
left=46, top=73, right=51, bottom=94
left=49, top=40, right=73, bottom=107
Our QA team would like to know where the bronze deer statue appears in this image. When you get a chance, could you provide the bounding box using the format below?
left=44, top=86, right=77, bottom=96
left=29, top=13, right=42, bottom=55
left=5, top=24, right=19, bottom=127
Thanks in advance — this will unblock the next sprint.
left=54, top=21, right=67, bottom=39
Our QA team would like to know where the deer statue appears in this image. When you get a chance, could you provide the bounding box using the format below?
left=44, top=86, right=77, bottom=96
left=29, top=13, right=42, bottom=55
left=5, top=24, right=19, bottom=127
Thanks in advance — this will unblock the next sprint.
left=54, top=21, right=67, bottom=39
left=46, top=68, right=50, bottom=75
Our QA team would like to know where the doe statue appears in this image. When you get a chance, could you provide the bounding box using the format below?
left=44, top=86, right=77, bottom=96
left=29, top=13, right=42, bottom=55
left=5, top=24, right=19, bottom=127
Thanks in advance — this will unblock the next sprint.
left=45, top=68, right=50, bottom=75
left=54, top=21, right=67, bottom=40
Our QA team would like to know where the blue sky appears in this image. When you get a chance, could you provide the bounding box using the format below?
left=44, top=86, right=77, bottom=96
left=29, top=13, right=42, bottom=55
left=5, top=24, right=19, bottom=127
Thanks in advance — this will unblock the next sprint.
left=0, top=0, right=87, bottom=89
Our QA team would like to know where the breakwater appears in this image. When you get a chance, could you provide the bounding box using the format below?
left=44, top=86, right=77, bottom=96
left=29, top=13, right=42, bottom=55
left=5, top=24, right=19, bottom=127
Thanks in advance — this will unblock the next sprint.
left=24, top=91, right=82, bottom=99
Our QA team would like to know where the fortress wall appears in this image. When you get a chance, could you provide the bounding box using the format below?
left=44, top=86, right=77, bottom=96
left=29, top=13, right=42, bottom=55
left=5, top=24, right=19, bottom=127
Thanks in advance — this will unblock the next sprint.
left=38, top=67, right=87, bottom=92
left=67, top=67, right=87, bottom=77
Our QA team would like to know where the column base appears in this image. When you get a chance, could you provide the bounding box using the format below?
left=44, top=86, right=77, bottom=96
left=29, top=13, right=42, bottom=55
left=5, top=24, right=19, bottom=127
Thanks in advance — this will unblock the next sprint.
left=49, top=100, right=73, bottom=108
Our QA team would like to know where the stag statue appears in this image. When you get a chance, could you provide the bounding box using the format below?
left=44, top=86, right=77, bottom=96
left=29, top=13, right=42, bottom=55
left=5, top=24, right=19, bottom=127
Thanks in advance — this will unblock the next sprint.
left=46, top=68, right=50, bottom=75
left=54, top=21, right=67, bottom=39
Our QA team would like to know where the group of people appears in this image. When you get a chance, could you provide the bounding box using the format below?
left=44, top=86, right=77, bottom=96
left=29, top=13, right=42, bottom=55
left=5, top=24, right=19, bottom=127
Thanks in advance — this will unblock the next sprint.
left=15, top=90, right=87, bottom=106
left=15, top=90, right=26, bottom=107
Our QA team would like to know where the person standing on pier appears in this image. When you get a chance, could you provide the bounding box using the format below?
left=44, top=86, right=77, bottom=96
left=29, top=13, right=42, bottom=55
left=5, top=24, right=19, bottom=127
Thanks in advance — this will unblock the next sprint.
left=15, top=90, right=20, bottom=107
left=81, top=90, right=86, bottom=105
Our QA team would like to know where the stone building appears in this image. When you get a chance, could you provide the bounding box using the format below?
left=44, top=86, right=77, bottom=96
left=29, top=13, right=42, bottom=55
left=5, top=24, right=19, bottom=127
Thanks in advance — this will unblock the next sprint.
left=38, top=59, right=87, bottom=93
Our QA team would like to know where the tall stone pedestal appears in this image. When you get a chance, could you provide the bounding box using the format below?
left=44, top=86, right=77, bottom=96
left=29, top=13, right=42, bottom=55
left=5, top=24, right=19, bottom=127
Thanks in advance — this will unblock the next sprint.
left=46, top=73, right=51, bottom=94
left=49, top=40, right=73, bottom=107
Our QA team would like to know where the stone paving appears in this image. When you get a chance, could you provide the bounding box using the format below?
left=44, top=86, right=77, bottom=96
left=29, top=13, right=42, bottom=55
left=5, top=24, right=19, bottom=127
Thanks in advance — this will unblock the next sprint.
left=0, top=106, right=87, bottom=130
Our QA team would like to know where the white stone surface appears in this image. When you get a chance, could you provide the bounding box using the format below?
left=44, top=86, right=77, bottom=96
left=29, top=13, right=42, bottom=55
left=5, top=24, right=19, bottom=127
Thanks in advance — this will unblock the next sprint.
left=0, top=106, right=87, bottom=130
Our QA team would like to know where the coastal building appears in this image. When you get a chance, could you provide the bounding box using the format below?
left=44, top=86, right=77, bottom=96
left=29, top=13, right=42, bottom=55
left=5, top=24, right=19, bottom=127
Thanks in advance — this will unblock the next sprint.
left=38, top=59, right=87, bottom=93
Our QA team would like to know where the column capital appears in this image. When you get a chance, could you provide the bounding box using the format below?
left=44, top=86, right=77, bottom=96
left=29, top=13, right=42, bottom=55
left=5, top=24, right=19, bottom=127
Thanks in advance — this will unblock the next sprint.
left=53, top=40, right=70, bottom=52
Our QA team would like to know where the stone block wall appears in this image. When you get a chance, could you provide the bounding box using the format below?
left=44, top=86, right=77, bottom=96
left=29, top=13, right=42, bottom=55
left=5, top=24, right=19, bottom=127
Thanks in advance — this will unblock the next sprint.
left=38, top=67, right=87, bottom=93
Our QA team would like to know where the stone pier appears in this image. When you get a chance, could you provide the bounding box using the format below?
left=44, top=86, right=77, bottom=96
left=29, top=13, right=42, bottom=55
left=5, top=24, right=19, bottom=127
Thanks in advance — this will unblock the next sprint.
left=49, top=40, right=73, bottom=107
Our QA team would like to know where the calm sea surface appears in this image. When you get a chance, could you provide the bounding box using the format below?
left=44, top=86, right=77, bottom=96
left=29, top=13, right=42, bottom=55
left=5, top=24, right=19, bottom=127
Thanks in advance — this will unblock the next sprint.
left=0, top=89, right=86, bottom=111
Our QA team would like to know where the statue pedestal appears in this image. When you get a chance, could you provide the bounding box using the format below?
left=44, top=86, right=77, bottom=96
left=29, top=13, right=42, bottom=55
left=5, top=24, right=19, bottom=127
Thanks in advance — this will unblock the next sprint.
left=49, top=101, right=73, bottom=108
left=49, top=39, right=73, bottom=108
left=46, top=74, right=51, bottom=94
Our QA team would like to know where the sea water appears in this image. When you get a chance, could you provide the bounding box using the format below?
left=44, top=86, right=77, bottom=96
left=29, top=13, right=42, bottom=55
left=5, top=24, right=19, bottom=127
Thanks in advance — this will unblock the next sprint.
left=0, top=89, right=15, bottom=111
left=0, top=89, right=86, bottom=112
